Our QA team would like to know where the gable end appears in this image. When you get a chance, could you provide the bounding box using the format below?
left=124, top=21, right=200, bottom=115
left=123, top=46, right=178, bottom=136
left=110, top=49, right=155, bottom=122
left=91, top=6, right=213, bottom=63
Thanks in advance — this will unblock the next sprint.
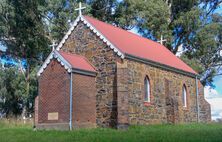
left=37, top=51, right=72, bottom=76
left=55, top=16, right=125, bottom=59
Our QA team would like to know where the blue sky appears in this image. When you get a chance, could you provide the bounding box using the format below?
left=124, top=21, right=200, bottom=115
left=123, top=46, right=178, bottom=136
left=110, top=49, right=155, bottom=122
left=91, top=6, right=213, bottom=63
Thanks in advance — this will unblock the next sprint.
left=214, top=76, right=222, bottom=95
left=205, top=5, right=222, bottom=120
left=0, top=43, right=6, bottom=51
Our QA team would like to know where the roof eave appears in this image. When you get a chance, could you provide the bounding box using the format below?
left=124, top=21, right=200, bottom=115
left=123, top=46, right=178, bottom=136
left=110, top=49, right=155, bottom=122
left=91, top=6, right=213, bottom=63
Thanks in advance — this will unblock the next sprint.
left=72, top=68, right=97, bottom=77
left=37, top=51, right=72, bottom=77
left=55, top=15, right=125, bottom=59
left=125, top=53, right=198, bottom=78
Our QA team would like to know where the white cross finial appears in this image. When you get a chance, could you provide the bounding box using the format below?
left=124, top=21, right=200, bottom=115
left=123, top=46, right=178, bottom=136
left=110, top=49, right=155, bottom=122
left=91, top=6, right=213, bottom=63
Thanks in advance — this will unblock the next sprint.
left=50, top=40, right=57, bottom=51
left=157, top=35, right=167, bottom=45
left=75, top=2, right=86, bottom=16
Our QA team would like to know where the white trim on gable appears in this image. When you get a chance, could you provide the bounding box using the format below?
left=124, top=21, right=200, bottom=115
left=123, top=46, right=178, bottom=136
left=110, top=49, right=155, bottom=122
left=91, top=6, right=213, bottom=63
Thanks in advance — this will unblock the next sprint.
left=54, top=50, right=72, bottom=71
left=55, top=16, right=125, bottom=58
left=38, top=15, right=125, bottom=77
left=56, top=16, right=81, bottom=51
left=37, top=51, right=72, bottom=76
left=80, top=16, right=125, bottom=58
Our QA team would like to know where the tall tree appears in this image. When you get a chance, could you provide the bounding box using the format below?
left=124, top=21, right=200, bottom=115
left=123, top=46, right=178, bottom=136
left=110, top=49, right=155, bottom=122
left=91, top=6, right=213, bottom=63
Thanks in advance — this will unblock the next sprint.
left=92, top=0, right=222, bottom=86
left=0, top=0, right=49, bottom=117
left=202, top=0, right=222, bottom=14
left=88, top=0, right=117, bottom=23
left=44, top=0, right=92, bottom=41
left=41, top=0, right=222, bottom=86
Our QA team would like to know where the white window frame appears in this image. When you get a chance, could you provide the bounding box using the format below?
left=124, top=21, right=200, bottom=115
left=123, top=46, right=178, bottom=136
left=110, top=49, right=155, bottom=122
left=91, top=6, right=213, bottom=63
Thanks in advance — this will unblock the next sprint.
left=144, top=76, right=151, bottom=102
left=182, top=85, right=187, bottom=107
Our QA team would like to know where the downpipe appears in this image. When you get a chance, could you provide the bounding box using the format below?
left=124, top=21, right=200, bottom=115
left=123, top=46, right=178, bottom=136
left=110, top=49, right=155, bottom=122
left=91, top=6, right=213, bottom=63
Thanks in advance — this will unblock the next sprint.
left=69, top=72, right=73, bottom=130
left=195, top=76, right=199, bottom=123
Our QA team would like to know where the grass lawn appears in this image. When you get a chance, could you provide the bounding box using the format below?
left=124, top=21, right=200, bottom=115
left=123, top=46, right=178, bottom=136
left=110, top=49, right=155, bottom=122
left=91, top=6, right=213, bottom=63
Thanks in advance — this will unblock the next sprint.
left=0, top=121, right=222, bottom=142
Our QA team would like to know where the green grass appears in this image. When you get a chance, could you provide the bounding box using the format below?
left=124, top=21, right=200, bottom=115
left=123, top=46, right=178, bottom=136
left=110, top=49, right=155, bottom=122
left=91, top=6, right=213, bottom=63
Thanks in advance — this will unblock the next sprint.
left=0, top=121, right=222, bottom=142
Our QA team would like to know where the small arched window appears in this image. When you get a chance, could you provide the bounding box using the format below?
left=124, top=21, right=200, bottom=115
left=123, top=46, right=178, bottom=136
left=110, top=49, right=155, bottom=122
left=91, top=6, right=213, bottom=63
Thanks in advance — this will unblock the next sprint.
left=182, top=85, right=187, bottom=107
left=144, top=76, right=151, bottom=102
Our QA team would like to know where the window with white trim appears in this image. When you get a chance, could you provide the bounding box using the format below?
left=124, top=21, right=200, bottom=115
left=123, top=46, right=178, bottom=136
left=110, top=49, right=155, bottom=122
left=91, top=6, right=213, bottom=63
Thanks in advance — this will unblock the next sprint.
left=182, top=85, right=187, bottom=107
left=144, top=76, right=151, bottom=102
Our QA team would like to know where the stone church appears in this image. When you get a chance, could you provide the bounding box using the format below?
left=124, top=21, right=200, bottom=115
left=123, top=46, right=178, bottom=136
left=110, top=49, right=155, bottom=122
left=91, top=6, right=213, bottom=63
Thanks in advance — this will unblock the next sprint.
left=35, top=14, right=211, bottom=130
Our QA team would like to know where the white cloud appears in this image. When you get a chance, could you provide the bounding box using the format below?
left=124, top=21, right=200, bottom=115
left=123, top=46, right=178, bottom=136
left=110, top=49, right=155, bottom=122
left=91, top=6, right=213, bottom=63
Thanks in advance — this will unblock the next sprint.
left=0, top=43, right=6, bottom=52
left=128, top=27, right=140, bottom=36
left=204, top=86, right=222, bottom=120
left=176, top=44, right=184, bottom=57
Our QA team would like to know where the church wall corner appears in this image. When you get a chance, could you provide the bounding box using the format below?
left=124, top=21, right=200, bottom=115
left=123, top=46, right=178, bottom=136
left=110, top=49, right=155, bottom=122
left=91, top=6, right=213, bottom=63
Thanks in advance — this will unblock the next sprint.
left=60, top=21, right=120, bottom=127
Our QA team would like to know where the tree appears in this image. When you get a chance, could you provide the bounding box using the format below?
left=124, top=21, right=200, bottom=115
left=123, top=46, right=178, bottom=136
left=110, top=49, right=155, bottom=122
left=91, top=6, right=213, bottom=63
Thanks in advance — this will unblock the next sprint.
left=0, top=61, right=38, bottom=118
left=201, top=0, right=222, bottom=15
left=181, top=13, right=222, bottom=86
left=88, top=0, right=117, bottom=23
left=43, top=0, right=222, bottom=86
left=43, top=0, right=92, bottom=41
left=0, top=0, right=49, bottom=117
left=91, top=0, right=221, bottom=86
left=43, top=0, right=78, bottom=41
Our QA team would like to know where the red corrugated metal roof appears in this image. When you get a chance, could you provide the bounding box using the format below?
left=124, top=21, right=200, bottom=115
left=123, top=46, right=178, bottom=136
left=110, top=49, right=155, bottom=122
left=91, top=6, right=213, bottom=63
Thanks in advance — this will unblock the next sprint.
left=84, top=16, right=197, bottom=75
left=59, top=51, right=96, bottom=72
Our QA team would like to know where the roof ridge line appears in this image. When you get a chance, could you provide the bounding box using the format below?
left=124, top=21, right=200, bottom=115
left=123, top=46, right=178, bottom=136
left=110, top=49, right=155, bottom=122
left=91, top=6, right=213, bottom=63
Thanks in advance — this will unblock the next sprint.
left=55, top=15, right=125, bottom=59
left=84, top=15, right=164, bottom=48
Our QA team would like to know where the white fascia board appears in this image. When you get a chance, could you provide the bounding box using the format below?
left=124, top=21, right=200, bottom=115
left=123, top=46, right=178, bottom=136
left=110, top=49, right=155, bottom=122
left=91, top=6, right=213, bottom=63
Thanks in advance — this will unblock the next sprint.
left=55, top=15, right=125, bottom=59
left=56, top=16, right=81, bottom=51
left=37, top=52, right=54, bottom=76
left=37, top=51, right=72, bottom=76
left=54, top=51, right=72, bottom=71
left=38, top=15, right=125, bottom=76
left=80, top=16, right=125, bottom=59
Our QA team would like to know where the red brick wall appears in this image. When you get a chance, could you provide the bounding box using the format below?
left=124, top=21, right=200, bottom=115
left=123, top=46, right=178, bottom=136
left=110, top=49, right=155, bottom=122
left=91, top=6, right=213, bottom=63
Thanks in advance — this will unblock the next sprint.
left=34, top=96, right=39, bottom=126
left=72, top=73, right=96, bottom=128
left=38, top=59, right=70, bottom=124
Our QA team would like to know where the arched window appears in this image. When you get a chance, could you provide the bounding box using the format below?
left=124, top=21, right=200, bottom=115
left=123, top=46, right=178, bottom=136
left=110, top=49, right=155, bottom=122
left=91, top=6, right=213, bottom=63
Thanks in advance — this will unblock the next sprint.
left=144, top=76, right=151, bottom=102
left=182, top=85, right=187, bottom=107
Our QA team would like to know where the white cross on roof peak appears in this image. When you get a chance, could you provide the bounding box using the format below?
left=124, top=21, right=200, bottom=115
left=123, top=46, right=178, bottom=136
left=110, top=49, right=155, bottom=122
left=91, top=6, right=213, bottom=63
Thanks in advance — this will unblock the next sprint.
left=50, top=40, right=57, bottom=51
left=157, top=35, right=167, bottom=45
left=75, top=2, right=86, bottom=16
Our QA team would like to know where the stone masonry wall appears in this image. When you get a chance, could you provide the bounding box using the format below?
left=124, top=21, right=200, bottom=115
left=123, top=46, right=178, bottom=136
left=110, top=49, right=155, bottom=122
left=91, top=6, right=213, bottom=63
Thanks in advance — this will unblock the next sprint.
left=198, top=81, right=211, bottom=122
left=61, top=22, right=121, bottom=127
left=38, top=59, right=70, bottom=125
left=56, top=20, right=210, bottom=127
left=116, top=62, right=129, bottom=129
left=123, top=59, right=200, bottom=124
